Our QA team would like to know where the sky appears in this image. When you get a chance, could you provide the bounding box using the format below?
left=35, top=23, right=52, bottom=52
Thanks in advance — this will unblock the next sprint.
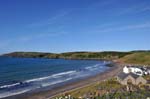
left=0, top=0, right=150, bottom=54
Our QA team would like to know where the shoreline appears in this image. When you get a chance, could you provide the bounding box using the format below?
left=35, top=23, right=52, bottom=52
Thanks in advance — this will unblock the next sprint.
left=5, top=63, right=123, bottom=99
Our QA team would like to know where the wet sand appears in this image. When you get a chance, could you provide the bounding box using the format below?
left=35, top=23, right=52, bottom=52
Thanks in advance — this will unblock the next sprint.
left=5, top=63, right=123, bottom=99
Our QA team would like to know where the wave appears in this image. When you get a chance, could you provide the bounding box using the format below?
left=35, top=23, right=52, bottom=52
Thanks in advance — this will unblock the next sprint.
left=0, top=78, right=74, bottom=98
left=0, top=83, right=20, bottom=89
left=41, top=78, right=73, bottom=87
left=51, top=71, right=76, bottom=77
left=0, top=70, right=76, bottom=90
left=25, top=70, right=76, bottom=83
left=85, top=64, right=101, bottom=70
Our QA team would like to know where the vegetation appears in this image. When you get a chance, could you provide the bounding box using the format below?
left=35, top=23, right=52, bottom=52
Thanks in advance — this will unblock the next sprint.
left=3, top=52, right=59, bottom=59
left=59, top=51, right=131, bottom=60
left=119, top=52, right=150, bottom=65
left=54, top=78, right=150, bottom=99
left=3, top=51, right=131, bottom=60
left=67, top=78, right=123, bottom=98
left=96, top=90, right=150, bottom=99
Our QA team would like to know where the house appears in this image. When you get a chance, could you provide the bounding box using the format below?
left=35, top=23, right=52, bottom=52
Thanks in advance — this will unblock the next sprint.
left=123, top=66, right=130, bottom=74
left=123, top=66, right=144, bottom=76
left=117, top=72, right=147, bottom=85
left=142, top=67, right=150, bottom=75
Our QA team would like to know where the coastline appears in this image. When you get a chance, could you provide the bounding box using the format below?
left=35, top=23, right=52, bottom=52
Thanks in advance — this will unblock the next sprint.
left=5, top=63, right=123, bottom=99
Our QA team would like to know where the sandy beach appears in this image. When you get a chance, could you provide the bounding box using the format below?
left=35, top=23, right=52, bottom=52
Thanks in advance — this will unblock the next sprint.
left=4, top=63, right=123, bottom=99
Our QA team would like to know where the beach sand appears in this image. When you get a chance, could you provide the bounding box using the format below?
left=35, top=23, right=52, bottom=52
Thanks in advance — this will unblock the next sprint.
left=5, top=63, right=123, bottom=99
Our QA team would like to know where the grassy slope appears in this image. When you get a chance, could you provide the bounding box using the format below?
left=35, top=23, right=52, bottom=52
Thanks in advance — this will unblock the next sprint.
left=118, top=52, right=150, bottom=65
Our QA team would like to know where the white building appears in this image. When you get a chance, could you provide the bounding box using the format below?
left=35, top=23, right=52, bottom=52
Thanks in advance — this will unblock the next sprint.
left=123, top=66, right=143, bottom=76
left=123, top=66, right=130, bottom=74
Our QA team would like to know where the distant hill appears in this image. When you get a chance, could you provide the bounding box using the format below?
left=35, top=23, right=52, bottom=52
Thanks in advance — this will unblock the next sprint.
left=2, top=51, right=131, bottom=60
left=59, top=51, right=131, bottom=60
left=3, top=52, right=59, bottom=59
left=3, top=51, right=150, bottom=65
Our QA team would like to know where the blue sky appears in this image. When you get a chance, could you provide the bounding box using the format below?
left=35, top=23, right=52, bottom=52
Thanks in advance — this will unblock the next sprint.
left=0, top=0, right=150, bottom=54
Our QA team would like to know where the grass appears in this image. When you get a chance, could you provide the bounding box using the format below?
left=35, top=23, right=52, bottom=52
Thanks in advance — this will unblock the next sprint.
left=118, top=52, right=150, bottom=65
left=97, top=90, right=150, bottom=99
left=53, top=78, right=123, bottom=99
left=53, top=77, right=150, bottom=99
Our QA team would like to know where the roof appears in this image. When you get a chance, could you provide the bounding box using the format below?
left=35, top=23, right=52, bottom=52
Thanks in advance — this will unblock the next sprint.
left=117, top=72, right=139, bottom=80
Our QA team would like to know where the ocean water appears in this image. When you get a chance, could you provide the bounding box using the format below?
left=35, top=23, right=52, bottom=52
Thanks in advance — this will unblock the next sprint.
left=0, top=56, right=110, bottom=98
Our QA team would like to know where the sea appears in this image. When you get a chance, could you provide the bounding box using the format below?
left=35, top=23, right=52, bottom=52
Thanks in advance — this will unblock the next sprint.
left=0, top=56, right=110, bottom=98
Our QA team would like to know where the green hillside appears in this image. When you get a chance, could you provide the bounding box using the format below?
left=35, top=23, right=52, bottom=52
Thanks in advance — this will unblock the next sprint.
left=3, top=52, right=59, bottom=59
left=119, top=52, right=150, bottom=65
left=62, top=51, right=132, bottom=60
left=3, top=51, right=131, bottom=60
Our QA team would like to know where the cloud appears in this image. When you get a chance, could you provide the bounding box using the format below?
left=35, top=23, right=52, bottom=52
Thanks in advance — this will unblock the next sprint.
left=86, top=0, right=115, bottom=9
left=0, top=10, right=69, bottom=49
left=116, top=2, right=150, bottom=15
left=20, top=32, right=67, bottom=42
left=95, top=23, right=150, bottom=33
left=29, top=11, right=69, bottom=27
left=0, top=32, right=67, bottom=49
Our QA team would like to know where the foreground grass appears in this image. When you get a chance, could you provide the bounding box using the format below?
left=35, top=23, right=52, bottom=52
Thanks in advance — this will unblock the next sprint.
left=53, top=78, right=124, bottom=99
left=69, top=80, right=123, bottom=98
left=53, top=78, right=150, bottom=99
left=98, top=90, right=150, bottom=99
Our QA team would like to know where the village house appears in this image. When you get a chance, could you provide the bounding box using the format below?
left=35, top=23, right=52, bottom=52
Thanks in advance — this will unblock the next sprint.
left=123, top=66, right=150, bottom=76
left=117, top=72, right=147, bottom=85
